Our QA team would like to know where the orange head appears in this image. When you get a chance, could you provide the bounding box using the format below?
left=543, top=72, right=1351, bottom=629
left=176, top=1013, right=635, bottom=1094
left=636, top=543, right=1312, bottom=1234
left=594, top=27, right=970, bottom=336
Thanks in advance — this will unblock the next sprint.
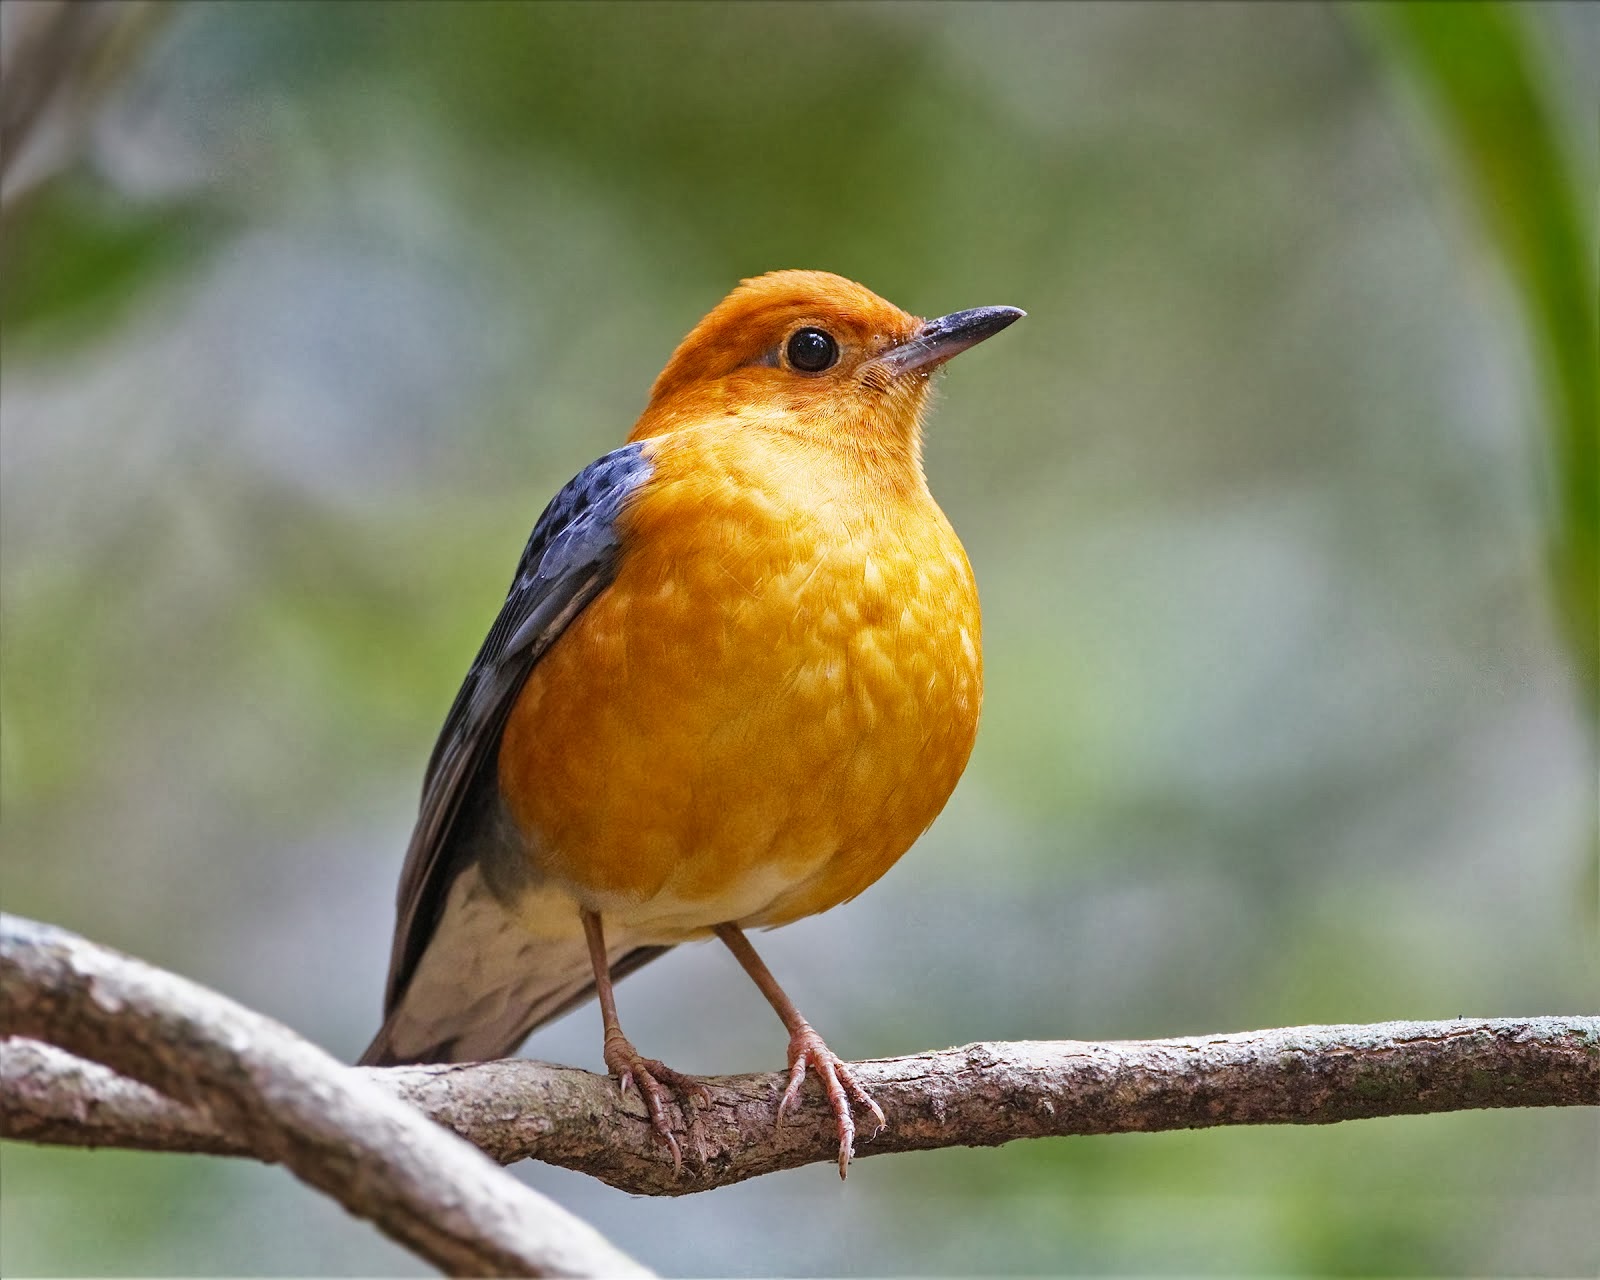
left=630, top=270, right=1023, bottom=469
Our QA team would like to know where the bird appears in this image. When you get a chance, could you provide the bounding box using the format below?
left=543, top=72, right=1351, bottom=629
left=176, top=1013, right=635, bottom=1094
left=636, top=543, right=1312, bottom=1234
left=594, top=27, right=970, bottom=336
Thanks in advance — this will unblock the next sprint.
left=361, top=270, right=1023, bottom=1176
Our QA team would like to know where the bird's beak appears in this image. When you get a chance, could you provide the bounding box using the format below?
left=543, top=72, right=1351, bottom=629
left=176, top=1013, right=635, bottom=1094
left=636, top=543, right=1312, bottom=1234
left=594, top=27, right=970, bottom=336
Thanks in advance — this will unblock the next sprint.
left=878, top=305, right=1026, bottom=377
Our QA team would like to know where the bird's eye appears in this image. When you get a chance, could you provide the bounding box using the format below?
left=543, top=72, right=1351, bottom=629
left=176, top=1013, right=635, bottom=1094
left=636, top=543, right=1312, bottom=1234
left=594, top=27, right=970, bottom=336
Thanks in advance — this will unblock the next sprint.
left=785, top=327, right=839, bottom=373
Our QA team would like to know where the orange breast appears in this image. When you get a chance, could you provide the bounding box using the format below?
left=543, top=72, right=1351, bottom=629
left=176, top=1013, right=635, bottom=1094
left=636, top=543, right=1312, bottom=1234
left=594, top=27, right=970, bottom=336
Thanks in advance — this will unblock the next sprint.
left=497, top=425, right=981, bottom=937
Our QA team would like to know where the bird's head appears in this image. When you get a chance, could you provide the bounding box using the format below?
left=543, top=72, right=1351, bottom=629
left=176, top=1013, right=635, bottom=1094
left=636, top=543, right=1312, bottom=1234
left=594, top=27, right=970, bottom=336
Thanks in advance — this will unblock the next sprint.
left=631, top=270, right=1022, bottom=473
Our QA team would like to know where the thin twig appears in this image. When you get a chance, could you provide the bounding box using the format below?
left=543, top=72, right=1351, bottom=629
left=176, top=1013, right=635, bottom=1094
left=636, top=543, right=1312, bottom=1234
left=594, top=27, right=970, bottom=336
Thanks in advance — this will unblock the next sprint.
left=0, top=0, right=171, bottom=213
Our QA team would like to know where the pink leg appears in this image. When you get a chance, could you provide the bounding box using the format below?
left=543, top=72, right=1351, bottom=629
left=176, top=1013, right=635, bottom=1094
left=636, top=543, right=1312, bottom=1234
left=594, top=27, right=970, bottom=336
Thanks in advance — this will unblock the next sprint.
left=582, top=908, right=708, bottom=1172
left=714, top=922, right=887, bottom=1178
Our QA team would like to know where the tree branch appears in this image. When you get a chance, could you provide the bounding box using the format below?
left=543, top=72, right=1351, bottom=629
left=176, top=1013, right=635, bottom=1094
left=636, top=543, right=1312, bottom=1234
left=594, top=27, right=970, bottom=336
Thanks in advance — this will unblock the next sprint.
left=0, top=0, right=168, bottom=206
left=4, top=911, right=1595, bottom=1202
left=0, top=913, right=647, bottom=1277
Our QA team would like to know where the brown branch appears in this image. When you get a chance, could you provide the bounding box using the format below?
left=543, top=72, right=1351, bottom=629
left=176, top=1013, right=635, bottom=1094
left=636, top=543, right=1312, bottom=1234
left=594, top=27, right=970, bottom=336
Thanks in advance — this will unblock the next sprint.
left=0, top=0, right=101, bottom=181
left=0, top=0, right=167, bottom=197
left=4, top=912, right=1594, bottom=1197
left=0, top=913, right=648, bottom=1278
left=389, top=1016, right=1600, bottom=1195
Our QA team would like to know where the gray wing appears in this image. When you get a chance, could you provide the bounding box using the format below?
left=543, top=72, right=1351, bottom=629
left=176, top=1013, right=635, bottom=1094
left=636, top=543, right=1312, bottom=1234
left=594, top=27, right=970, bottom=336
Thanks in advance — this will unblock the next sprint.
left=376, top=442, right=654, bottom=1018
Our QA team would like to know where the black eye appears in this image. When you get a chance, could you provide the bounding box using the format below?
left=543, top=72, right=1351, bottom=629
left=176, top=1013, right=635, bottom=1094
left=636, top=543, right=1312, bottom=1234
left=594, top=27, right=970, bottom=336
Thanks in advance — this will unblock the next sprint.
left=785, top=327, right=839, bottom=373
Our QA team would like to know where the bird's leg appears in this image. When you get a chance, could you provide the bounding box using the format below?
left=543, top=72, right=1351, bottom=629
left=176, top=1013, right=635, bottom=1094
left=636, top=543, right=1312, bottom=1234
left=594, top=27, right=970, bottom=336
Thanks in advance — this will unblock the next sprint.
left=713, top=922, right=887, bottom=1178
left=581, top=908, right=706, bottom=1171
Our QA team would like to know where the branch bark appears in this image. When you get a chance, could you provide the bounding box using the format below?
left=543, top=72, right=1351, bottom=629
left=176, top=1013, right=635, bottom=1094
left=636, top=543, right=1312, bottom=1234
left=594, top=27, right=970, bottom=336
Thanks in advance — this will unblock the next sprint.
left=11, top=1015, right=1599, bottom=1199
left=0, top=913, right=647, bottom=1277
left=4, top=911, right=1596, bottom=1201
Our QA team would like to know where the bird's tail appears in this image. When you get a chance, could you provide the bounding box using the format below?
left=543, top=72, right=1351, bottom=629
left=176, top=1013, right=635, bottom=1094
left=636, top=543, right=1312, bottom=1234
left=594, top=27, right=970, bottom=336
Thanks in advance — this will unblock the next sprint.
left=358, top=926, right=670, bottom=1067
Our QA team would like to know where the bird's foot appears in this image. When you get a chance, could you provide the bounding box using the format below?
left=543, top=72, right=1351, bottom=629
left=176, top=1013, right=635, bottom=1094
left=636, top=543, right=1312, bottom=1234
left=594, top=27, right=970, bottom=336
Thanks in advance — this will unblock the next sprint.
left=778, top=1021, right=887, bottom=1179
left=602, top=1032, right=711, bottom=1173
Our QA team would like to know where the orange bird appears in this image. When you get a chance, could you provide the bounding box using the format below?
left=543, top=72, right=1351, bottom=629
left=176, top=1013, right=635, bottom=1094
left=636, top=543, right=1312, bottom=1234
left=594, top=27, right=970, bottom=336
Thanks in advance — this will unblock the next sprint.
left=362, top=270, right=1023, bottom=1174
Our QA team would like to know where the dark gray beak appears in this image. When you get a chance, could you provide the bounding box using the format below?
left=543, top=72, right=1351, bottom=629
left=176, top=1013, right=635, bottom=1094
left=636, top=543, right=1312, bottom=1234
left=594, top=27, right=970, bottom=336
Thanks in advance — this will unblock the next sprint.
left=880, top=305, right=1025, bottom=376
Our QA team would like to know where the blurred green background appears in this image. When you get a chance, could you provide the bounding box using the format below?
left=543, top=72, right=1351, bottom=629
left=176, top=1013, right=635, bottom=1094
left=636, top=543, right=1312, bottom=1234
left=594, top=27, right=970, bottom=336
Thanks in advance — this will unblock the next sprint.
left=2, top=1, right=1595, bottom=1275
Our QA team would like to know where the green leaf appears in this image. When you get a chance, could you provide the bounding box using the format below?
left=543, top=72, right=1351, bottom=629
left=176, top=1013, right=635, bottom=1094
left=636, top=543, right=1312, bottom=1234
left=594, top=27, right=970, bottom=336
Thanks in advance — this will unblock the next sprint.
left=1355, top=1, right=1599, bottom=730
left=0, top=178, right=222, bottom=350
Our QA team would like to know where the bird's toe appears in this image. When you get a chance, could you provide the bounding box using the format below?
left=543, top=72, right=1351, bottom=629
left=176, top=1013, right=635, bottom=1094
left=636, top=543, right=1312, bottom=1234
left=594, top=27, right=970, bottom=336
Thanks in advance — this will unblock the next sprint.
left=603, top=1038, right=707, bottom=1174
left=781, top=1023, right=886, bottom=1178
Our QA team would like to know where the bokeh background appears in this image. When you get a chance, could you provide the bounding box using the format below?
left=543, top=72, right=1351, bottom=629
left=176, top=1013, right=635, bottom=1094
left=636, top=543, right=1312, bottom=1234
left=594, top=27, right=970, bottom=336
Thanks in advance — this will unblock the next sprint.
left=2, top=1, right=1595, bottom=1275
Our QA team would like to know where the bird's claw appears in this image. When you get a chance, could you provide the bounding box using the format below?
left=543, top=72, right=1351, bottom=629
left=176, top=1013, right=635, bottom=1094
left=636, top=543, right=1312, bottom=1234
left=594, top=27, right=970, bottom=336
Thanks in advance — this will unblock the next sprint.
left=603, top=1036, right=705, bottom=1174
left=780, top=1023, right=886, bottom=1178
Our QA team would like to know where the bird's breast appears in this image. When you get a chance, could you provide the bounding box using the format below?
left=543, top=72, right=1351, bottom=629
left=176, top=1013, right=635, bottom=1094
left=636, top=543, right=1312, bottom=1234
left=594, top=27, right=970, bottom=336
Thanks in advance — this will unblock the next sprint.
left=497, top=428, right=982, bottom=939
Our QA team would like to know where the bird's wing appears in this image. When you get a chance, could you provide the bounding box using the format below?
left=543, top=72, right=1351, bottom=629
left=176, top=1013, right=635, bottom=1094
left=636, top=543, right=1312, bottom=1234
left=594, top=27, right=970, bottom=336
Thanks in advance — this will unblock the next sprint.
left=379, top=442, right=655, bottom=1017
